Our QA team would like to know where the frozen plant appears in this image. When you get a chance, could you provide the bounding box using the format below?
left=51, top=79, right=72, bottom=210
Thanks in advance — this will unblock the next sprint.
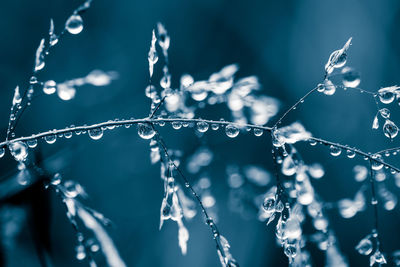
left=2, top=1, right=400, bottom=266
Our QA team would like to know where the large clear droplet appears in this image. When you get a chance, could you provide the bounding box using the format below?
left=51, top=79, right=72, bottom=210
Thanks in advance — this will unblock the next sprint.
left=43, top=80, right=57, bottom=95
left=88, top=128, right=103, bottom=140
left=9, top=141, right=28, bottom=161
left=66, top=14, right=83, bottom=35
left=346, top=149, right=356, bottom=159
left=263, top=196, right=276, bottom=213
left=0, top=147, right=4, bottom=158
left=341, top=67, right=360, bottom=88
left=282, top=156, right=296, bottom=176
left=355, top=237, right=373, bottom=255
left=196, top=121, right=209, bottom=133
left=254, top=128, right=263, bottom=137
left=378, top=88, right=396, bottom=104
left=44, top=135, right=57, bottom=144
left=323, top=79, right=336, bottom=96
left=329, top=145, right=341, bottom=156
left=383, top=120, right=398, bottom=139
left=138, top=123, right=155, bottom=139
left=27, top=139, right=38, bottom=148
left=225, top=124, right=239, bottom=138
left=57, top=84, right=76, bottom=101
left=379, top=108, right=390, bottom=119
left=171, top=121, right=182, bottom=130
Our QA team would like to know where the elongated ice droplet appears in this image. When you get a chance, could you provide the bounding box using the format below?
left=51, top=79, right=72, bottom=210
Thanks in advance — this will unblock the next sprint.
left=372, top=115, right=379, bottom=129
left=34, top=38, right=45, bottom=72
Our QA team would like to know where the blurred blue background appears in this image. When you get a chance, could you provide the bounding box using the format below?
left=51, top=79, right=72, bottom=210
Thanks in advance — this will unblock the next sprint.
left=1, top=0, right=400, bottom=266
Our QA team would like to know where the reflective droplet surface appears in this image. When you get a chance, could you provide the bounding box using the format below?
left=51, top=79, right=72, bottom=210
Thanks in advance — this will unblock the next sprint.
left=44, top=135, right=57, bottom=144
left=138, top=123, right=155, bottom=139
left=0, top=147, right=5, bottom=158
left=254, top=128, right=263, bottom=137
left=383, top=120, right=398, bottom=139
left=9, top=141, right=28, bottom=161
left=323, top=79, right=336, bottom=96
left=346, top=149, right=356, bottom=159
left=66, top=14, right=83, bottom=35
left=263, top=196, right=276, bottom=213
left=196, top=121, right=209, bottom=133
left=378, top=87, right=397, bottom=104
left=355, top=237, right=373, bottom=255
left=171, top=121, right=182, bottom=130
left=27, top=139, right=38, bottom=148
left=225, top=124, right=239, bottom=138
left=88, top=128, right=103, bottom=140
left=341, top=67, right=360, bottom=88
left=57, top=84, right=76, bottom=101
left=43, top=80, right=56, bottom=95
left=329, top=145, right=342, bottom=156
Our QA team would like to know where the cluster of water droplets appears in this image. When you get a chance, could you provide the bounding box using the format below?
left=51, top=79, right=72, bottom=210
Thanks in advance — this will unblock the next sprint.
left=159, top=161, right=190, bottom=255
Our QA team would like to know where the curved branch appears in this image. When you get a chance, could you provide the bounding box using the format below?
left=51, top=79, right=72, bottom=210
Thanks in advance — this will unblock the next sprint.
left=2, top=117, right=398, bottom=172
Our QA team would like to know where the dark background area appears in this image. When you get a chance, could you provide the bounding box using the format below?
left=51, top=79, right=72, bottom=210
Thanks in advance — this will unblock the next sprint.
left=0, top=0, right=400, bottom=266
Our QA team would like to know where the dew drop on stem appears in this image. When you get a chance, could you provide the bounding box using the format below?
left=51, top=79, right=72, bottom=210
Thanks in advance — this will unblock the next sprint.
left=225, top=124, right=239, bottom=138
left=138, top=123, right=155, bottom=139
left=66, top=14, right=83, bottom=35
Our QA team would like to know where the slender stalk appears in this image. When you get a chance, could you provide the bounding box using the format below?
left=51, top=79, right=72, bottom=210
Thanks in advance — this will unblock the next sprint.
left=272, top=86, right=319, bottom=128
left=154, top=130, right=228, bottom=260
left=2, top=117, right=399, bottom=172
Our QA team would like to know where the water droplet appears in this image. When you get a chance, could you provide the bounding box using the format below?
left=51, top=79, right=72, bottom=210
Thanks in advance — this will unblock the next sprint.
left=171, top=121, right=182, bottom=130
left=355, top=237, right=373, bottom=255
left=225, top=124, right=239, bottom=138
left=329, top=145, right=341, bottom=156
left=263, top=199, right=275, bottom=216
left=383, top=120, right=398, bottom=139
left=75, top=244, right=86, bottom=260
left=211, top=124, right=219, bottom=130
left=88, top=128, right=103, bottom=140
left=282, top=156, right=296, bottom=176
left=66, top=14, right=83, bottom=35
left=341, top=67, right=360, bottom=88
left=9, top=142, right=28, bottom=161
left=323, top=79, right=336, bottom=96
left=379, top=108, right=390, bottom=119
left=57, top=84, right=76, bottom=101
left=30, top=76, right=38, bottom=84
left=0, top=147, right=5, bottom=158
left=64, top=131, right=72, bottom=138
left=309, top=139, right=317, bottom=146
left=43, top=80, right=56, bottom=95
left=372, top=115, right=379, bottom=129
left=378, top=87, right=397, bottom=104
left=44, top=135, right=57, bottom=144
left=137, top=123, right=155, bottom=139
left=196, top=121, right=209, bottom=133
left=27, top=139, right=38, bottom=148
left=254, top=128, right=263, bottom=137
left=371, top=155, right=383, bottom=171
left=317, top=83, right=325, bottom=92
left=346, top=149, right=356, bottom=158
